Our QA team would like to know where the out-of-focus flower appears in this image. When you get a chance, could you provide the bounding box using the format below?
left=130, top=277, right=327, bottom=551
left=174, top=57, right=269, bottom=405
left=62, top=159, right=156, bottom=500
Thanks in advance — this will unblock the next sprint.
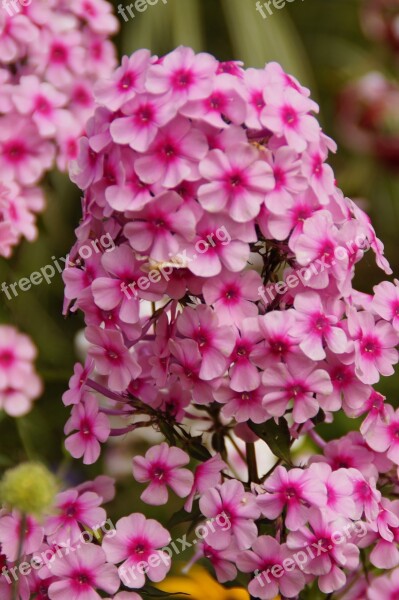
left=0, top=0, right=118, bottom=256
left=337, top=72, right=399, bottom=168
left=0, top=326, right=42, bottom=416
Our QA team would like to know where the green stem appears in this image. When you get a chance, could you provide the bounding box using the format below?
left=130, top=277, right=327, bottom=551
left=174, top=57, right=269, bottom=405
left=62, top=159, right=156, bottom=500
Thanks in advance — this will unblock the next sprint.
left=12, top=513, right=26, bottom=600
left=246, top=442, right=259, bottom=484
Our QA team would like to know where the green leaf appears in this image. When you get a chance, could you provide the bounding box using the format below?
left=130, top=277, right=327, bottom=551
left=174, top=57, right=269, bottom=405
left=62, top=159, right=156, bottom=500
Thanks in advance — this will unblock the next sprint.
left=311, top=408, right=326, bottom=426
left=220, top=0, right=314, bottom=89
left=141, top=586, right=189, bottom=598
left=186, top=436, right=212, bottom=462
left=249, top=418, right=292, bottom=464
left=171, top=0, right=204, bottom=51
left=168, top=499, right=200, bottom=528
left=159, top=421, right=177, bottom=446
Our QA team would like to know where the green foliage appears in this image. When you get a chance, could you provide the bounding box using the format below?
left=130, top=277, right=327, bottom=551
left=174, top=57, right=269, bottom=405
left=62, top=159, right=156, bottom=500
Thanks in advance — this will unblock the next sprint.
left=249, top=418, right=292, bottom=464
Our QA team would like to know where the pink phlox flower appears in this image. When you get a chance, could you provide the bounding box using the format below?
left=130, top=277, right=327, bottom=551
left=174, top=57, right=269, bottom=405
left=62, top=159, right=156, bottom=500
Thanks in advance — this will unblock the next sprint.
left=199, top=479, right=261, bottom=550
left=301, top=143, right=336, bottom=204
left=102, top=513, right=171, bottom=589
left=86, top=325, right=142, bottom=391
left=262, top=355, right=333, bottom=423
left=365, top=404, right=399, bottom=465
left=202, top=270, right=262, bottom=326
left=257, top=465, right=327, bottom=530
left=260, top=87, right=320, bottom=153
left=184, top=454, right=226, bottom=512
left=180, top=73, right=247, bottom=128
left=215, top=383, right=269, bottom=424
left=291, top=292, right=348, bottom=360
left=145, top=46, right=218, bottom=108
left=134, top=116, right=208, bottom=188
left=0, top=512, right=43, bottom=562
left=176, top=304, right=236, bottom=381
left=132, top=443, right=193, bottom=506
left=95, top=50, right=152, bottom=111
left=64, top=392, right=110, bottom=464
left=372, top=279, right=399, bottom=331
left=237, top=535, right=305, bottom=600
left=250, top=310, right=300, bottom=370
left=264, top=146, right=308, bottom=214
left=62, top=358, right=94, bottom=406
left=44, top=489, right=106, bottom=545
left=347, top=309, right=399, bottom=385
left=286, top=508, right=360, bottom=594
left=39, top=543, right=120, bottom=600
left=198, top=142, right=274, bottom=222
left=124, top=191, right=197, bottom=262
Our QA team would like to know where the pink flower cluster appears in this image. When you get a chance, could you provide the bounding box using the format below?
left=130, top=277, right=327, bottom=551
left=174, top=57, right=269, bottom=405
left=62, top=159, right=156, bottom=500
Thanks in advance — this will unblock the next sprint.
left=0, top=0, right=118, bottom=257
left=62, top=47, right=399, bottom=598
left=0, top=325, right=42, bottom=416
left=0, top=475, right=161, bottom=600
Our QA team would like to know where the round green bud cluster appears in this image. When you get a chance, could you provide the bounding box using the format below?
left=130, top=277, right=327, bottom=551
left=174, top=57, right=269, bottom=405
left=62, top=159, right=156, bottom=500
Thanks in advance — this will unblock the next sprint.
left=0, top=462, right=58, bottom=517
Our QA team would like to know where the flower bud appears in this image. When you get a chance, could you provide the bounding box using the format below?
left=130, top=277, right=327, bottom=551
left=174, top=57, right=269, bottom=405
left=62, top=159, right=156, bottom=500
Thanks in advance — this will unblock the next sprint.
left=0, top=462, right=57, bottom=517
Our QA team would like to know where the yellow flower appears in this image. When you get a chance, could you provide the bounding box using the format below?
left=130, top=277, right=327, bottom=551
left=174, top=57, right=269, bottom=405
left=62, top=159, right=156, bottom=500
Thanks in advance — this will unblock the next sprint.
left=158, top=566, right=281, bottom=600
left=158, top=566, right=248, bottom=600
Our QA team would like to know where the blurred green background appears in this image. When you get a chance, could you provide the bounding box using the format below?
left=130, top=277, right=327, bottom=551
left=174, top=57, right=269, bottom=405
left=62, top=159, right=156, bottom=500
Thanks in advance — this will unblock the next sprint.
left=0, top=0, right=398, bottom=506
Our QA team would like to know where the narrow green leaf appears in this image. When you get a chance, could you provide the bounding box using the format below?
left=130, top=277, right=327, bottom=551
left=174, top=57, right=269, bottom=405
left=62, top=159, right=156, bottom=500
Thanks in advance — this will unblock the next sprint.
left=249, top=418, right=292, bottom=464
left=141, top=586, right=189, bottom=598
left=168, top=499, right=200, bottom=528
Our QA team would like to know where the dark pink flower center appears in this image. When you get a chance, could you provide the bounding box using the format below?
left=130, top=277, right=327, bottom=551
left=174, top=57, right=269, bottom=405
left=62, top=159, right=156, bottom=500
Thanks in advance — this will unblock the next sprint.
left=152, top=464, right=168, bottom=481
left=135, top=104, right=154, bottom=124
left=35, top=96, right=51, bottom=114
left=0, top=350, right=14, bottom=367
left=228, top=171, right=244, bottom=188
left=51, top=43, right=68, bottom=64
left=360, top=336, right=381, bottom=357
left=312, top=156, right=323, bottom=176
left=389, top=422, right=399, bottom=439
left=130, top=538, right=150, bottom=556
left=251, top=92, right=265, bottom=110
left=73, top=86, right=92, bottom=106
left=270, top=339, right=289, bottom=356
left=119, top=73, right=135, bottom=91
left=223, top=284, right=240, bottom=302
left=282, top=106, right=298, bottom=126
left=207, top=92, right=226, bottom=111
left=313, top=314, right=329, bottom=332
left=161, top=143, right=176, bottom=159
left=273, top=166, right=285, bottom=188
left=172, top=69, right=193, bottom=89
left=284, top=486, right=297, bottom=500
left=65, top=505, right=77, bottom=518
left=194, top=329, right=210, bottom=349
left=4, top=141, right=27, bottom=163
left=320, top=241, right=335, bottom=263
left=80, top=418, right=92, bottom=437
left=83, top=1, right=97, bottom=16
left=75, top=572, right=91, bottom=585
left=288, top=383, right=306, bottom=397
